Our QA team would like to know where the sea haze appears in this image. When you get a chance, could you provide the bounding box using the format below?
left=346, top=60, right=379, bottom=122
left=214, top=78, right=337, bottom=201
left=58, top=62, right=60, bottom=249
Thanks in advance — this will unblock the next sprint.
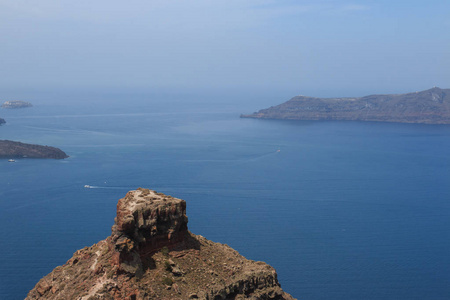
left=0, top=90, right=449, bottom=300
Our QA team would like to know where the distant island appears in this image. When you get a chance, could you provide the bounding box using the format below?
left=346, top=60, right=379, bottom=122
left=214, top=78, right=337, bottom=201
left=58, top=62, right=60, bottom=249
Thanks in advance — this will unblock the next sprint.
left=0, top=118, right=5, bottom=125
left=1, top=100, right=33, bottom=109
left=241, top=87, right=450, bottom=124
left=0, top=140, right=68, bottom=159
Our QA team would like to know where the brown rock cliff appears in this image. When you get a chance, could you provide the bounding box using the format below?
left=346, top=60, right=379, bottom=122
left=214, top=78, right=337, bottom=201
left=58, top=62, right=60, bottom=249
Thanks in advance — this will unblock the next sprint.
left=26, top=188, right=296, bottom=300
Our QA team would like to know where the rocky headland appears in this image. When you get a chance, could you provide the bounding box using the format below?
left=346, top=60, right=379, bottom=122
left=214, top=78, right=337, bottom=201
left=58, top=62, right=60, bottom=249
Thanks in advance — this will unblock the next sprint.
left=241, top=87, right=450, bottom=124
left=1, top=100, right=33, bottom=109
left=0, top=140, right=68, bottom=159
left=26, top=188, right=295, bottom=300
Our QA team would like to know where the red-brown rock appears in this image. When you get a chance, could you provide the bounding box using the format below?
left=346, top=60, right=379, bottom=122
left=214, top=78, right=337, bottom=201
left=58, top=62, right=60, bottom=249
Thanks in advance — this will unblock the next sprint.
left=26, top=188, right=296, bottom=300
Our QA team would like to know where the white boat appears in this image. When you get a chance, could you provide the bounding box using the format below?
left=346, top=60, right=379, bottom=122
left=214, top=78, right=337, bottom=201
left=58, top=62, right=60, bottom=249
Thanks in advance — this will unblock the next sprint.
left=84, top=185, right=91, bottom=188
left=8, top=159, right=15, bottom=162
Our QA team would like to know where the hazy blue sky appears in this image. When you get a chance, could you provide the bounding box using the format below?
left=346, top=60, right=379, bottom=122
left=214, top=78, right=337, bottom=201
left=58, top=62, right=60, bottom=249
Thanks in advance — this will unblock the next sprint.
left=1, top=0, right=449, bottom=96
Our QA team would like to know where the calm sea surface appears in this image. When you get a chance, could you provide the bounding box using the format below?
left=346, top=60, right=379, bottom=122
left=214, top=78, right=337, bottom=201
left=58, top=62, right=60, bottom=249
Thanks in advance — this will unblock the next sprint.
left=1, top=90, right=449, bottom=299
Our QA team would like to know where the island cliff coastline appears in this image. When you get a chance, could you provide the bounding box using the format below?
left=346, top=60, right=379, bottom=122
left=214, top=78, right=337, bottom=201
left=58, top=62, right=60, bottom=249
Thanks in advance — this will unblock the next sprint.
left=26, top=188, right=295, bottom=300
left=0, top=140, right=68, bottom=159
left=241, top=87, right=450, bottom=124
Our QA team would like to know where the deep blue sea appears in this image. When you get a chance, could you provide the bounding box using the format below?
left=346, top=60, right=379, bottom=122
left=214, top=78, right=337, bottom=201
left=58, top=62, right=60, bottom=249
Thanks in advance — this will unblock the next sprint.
left=1, top=90, right=450, bottom=299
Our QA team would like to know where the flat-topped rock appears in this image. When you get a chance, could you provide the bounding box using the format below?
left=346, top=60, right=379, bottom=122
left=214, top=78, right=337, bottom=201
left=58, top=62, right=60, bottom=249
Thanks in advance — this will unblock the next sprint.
left=111, top=188, right=188, bottom=275
left=114, top=188, right=187, bottom=236
left=26, top=189, right=295, bottom=300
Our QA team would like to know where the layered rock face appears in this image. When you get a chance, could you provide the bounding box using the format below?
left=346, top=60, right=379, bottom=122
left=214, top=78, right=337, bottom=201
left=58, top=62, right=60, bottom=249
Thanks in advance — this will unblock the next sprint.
left=26, top=188, right=295, bottom=300
left=111, top=189, right=189, bottom=275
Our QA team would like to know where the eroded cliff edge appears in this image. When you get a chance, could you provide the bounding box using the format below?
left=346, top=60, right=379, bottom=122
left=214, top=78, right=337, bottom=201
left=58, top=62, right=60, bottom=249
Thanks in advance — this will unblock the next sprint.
left=241, top=87, right=450, bottom=124
left=26, top=188, right=295, bottom=300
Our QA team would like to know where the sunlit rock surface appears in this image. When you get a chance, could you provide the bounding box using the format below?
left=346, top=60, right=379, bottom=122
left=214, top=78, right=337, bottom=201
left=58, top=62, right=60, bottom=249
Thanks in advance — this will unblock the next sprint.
left=26, top=188, right=296, bottom=300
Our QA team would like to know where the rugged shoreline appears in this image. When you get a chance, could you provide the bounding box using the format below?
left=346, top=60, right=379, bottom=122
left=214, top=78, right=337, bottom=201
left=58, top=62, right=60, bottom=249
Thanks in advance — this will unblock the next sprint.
left=241, top=87, right=450, bottom=124
left=0, top=140, right=68, bottom=159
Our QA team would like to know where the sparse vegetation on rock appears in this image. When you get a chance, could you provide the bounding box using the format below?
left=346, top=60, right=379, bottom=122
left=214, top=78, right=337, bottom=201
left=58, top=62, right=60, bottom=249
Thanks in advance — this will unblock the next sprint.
left=26, top=189, right=295, bottom=300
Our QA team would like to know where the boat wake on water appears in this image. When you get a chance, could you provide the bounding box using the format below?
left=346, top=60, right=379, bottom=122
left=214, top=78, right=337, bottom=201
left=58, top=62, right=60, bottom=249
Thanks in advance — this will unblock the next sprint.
left=246, top=149, right=281, bottom=162
left=84, top=185, right=131, bottom=190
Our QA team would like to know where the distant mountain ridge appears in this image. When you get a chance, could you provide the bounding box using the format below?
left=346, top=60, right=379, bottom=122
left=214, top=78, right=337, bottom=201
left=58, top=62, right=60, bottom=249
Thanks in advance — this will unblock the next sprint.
left=241, top=87, right=450, bottom=124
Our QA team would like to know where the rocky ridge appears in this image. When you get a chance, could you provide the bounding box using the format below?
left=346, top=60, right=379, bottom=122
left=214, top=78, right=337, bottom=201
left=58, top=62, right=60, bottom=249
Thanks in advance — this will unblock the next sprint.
left=26, top=188, right=295, bottom=300
left=0, top=140, right=68, bottom=159
left=241, top=87, right=450, bottom=124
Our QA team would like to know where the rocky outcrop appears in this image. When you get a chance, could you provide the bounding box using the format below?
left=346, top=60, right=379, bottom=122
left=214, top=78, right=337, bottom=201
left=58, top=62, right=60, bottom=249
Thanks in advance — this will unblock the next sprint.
left=241, top=87, right=450, bottom=124
left=111, top=189, right=188, bottom=276
left=1, top=100, right=32, bottom=108
left=26, top=188, right=296, bottom=300
left=0, top=140, right=68, bottom=159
